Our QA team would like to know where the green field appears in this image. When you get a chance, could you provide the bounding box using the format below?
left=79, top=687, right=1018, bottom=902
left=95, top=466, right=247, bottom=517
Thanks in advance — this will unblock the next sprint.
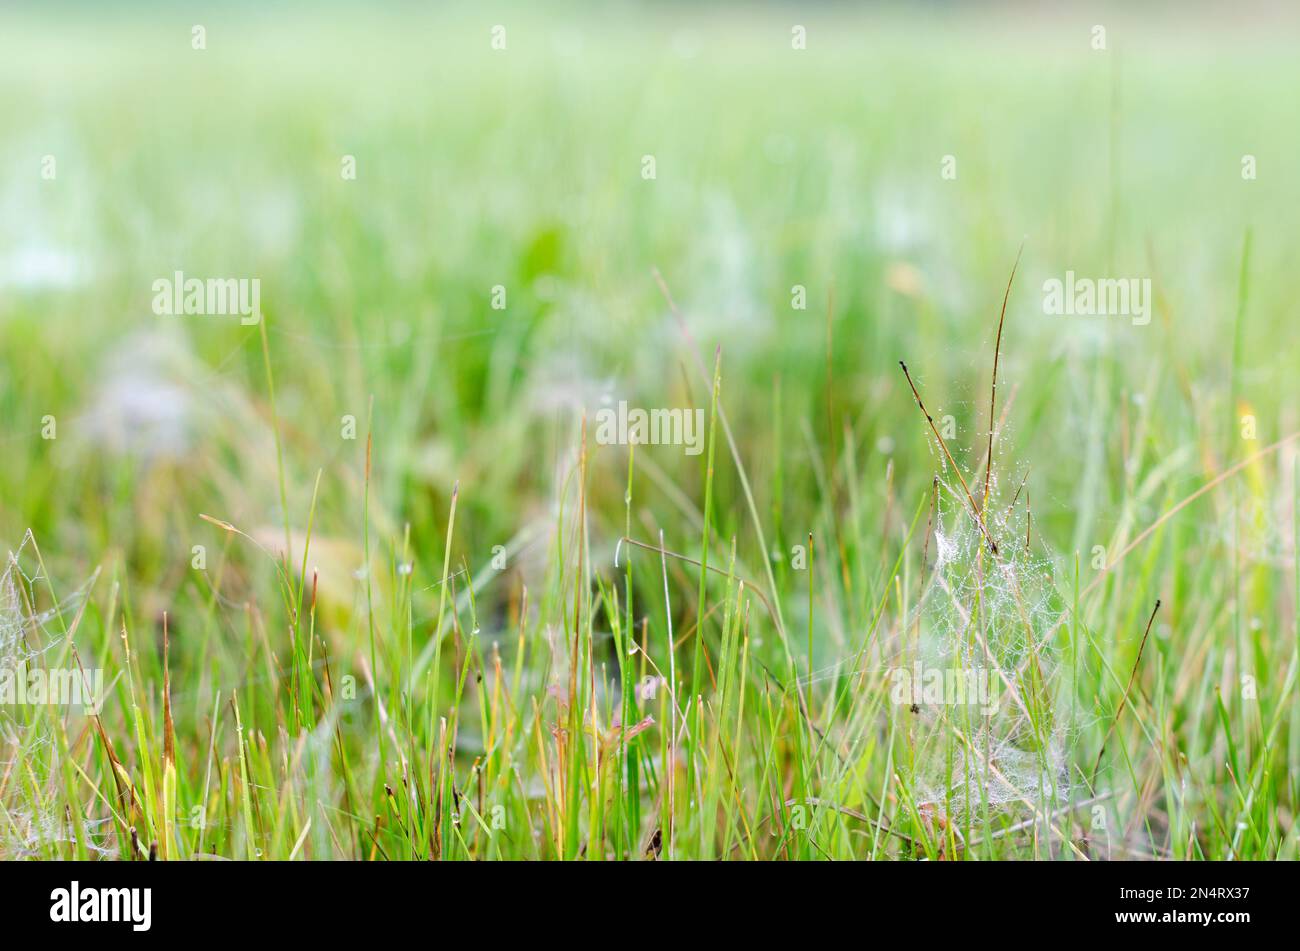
left=2, top=4, right=1299, bottom=860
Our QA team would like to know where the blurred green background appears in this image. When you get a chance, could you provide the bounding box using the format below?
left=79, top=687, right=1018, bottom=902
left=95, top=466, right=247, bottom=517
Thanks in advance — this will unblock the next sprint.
left=2, top=0, right=1297, bottom=647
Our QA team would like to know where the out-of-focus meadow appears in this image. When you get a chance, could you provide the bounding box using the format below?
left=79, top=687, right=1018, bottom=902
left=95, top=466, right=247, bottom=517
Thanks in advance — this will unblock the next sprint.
left=2, top=3, right=1299, bottom=860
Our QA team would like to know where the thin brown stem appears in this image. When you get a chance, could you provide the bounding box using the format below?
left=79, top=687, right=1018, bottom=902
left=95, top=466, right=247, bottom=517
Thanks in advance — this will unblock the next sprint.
left=1090, top=599, right=1161, bottom=785
left=983, top=241, right=1024, bottom=511
left=899, top=361, right=999, bottom=554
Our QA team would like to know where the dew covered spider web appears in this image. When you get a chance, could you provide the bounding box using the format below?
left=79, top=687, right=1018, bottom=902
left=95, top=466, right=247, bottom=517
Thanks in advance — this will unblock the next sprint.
left=0, top=533, right=45, bottom=722
left=1, top=533, right=114, bottom=857
left=900, top=458, right=1078, bottom=824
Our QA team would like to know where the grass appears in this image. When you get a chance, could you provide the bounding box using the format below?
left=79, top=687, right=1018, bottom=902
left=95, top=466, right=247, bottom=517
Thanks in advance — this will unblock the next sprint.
left=2, top=3, right=1300, bottom=861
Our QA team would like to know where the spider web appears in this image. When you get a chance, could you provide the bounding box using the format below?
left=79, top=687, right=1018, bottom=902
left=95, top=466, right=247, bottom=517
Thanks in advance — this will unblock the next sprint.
left=903, top=463, right=1075, bottom=820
